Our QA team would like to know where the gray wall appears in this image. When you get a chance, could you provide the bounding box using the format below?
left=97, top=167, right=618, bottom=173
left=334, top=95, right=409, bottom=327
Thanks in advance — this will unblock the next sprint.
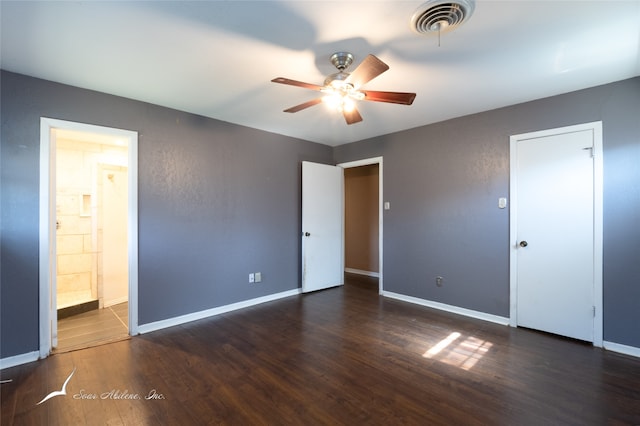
left=0, top=71, right=332, bottom=358
left=334, top=77, right=640, bottom=348
left=2, top=71, right=638, bottom=359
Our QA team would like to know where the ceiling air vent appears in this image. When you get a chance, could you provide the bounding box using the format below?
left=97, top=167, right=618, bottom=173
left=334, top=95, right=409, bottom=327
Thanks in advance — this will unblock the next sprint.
left=410, top=0, right=475, bottom=35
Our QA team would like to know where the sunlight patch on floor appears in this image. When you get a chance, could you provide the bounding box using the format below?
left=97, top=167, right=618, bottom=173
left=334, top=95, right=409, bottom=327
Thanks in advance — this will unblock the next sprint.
left=423, top=332, right=493, bottom=370
left=423, top=332, right=461, bottom=357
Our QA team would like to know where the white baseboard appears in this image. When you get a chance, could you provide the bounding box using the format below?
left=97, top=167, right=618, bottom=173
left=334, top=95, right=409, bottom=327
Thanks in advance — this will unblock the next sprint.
left=345, top=268, right=379, bottom=278
left=603, top=341, right=640, bottom=358
left=381, top=291, right=510, bottom=326
left=138, top=288, right=301, bottom=334
left=0, top=351, right=39, bottom=370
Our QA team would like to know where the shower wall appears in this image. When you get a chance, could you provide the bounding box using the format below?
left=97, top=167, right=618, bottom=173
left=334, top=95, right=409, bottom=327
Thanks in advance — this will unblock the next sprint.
left=56, top=137, right=127, bottom=309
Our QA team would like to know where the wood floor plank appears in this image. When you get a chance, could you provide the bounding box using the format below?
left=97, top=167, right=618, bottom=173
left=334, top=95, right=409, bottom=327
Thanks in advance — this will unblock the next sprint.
left=2, top=277, right=640, bottom=425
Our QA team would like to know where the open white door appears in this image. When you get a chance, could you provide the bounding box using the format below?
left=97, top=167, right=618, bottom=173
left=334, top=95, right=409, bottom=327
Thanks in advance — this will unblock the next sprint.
left=302, top=161, right=344, bottom=293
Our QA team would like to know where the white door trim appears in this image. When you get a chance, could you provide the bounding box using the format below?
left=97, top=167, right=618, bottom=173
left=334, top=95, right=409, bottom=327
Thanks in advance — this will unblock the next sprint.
left=509, top=121, right=603, bottom=346
left=39, top=118, right=139, bottom=358
left=338, top=157, right=383, bottom=295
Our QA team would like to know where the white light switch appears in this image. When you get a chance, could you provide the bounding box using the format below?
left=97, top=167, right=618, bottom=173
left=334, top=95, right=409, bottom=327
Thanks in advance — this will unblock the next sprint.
left=498, top=197, right=507, bottom=209
left=384, top=202, right=390, bottom=210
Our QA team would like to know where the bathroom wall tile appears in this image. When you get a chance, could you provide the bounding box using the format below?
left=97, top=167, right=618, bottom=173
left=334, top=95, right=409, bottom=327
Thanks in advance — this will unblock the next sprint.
left=83, top=234, right=94, bottom=252
left=56, top=215, right=80, bottom=235
left=57, top=194, right=79, bottom=215
left=78, top=217, right=92, bottom=234
left=57, top=235, right=84, bottom=255
left=58, top=139, right=100, bottom=153
left=56, top=148, right=82, bottom=169
left=58, top=253, right=92, bottom=275
left=57, top=289, right=94, bottom=309
left=57, top=272, right=91, bottom=293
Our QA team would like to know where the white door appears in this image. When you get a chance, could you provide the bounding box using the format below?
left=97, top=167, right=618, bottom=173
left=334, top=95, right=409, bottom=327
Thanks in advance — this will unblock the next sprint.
left=511, top=124, right=601, bottom=342
left=302, top=161, right=344, bottom=292
left=103, top=168, right=129, bottom=307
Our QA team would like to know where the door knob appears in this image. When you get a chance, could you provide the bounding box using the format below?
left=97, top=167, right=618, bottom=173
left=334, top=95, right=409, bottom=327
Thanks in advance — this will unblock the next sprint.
left=519, top=240, right=528, bottom=247
left=304, top=232, right=311, bottom=237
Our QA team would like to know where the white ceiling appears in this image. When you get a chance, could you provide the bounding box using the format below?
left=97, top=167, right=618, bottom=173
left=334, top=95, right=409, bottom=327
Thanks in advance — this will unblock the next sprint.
left=2, top=1, right=639, bottom=146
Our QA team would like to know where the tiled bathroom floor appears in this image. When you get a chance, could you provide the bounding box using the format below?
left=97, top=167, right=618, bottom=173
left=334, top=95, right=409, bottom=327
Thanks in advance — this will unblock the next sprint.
left=55, top=302, right=129, bottom=352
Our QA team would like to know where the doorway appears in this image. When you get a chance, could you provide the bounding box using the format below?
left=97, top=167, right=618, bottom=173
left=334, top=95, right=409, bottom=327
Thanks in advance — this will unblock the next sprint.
left=509, top=122, right=603, bottom=345
left=344, top=163, right=380, bottom=292
left=39, top=118, right=139, bottom=357
left=339, top=157, right=383, bottom=294
left=300, top=158, right=383, bottom=294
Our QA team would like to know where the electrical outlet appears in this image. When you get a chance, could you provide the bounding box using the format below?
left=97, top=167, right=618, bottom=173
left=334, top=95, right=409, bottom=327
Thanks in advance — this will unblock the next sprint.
left=435, top=276, right=444, bottom=287
left=249, top=273, right=255, bottom=283
left=255, top=272, right=262, bottom=283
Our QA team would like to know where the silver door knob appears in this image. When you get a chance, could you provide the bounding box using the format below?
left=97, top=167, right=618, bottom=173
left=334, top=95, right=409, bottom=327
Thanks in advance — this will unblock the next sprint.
left=519, top=240, right=528, bottom=247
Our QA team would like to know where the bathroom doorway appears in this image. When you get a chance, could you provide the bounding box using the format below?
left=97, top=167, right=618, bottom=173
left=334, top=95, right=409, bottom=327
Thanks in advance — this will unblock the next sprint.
left=39, top=118, right=138, bottom=356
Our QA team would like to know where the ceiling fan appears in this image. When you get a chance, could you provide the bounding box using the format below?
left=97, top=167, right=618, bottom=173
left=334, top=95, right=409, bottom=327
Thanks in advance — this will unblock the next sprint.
left=271, top=52, right=416, bottom=125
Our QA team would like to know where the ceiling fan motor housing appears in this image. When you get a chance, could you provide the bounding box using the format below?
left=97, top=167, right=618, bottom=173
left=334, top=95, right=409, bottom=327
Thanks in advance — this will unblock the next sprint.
left=330, top=52, right=354, bottom=71
left=411, top=0, right=475, bottom=35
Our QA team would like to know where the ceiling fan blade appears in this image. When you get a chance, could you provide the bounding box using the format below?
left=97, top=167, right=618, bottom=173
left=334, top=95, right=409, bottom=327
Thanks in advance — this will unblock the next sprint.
left=343, top=107, right=363, bottom=125
left=271, top=77, right=324, bottom=91
left=345, top=55, right=389, bottom=88
left=283, top=98, right=323, bottom=113
left=362, top=90, right=416, bottom=105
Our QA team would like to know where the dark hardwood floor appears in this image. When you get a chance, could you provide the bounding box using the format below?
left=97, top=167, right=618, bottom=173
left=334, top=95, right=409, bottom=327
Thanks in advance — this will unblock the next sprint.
left=2, top=275, right=640, bottom=425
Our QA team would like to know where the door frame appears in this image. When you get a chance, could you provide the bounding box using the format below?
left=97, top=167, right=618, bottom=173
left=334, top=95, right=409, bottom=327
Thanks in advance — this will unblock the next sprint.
left=509, top=121, right=603, bottom=346
left=338, top=157, right=384, bottom=294
left=39, top=117, right=139, bottom=358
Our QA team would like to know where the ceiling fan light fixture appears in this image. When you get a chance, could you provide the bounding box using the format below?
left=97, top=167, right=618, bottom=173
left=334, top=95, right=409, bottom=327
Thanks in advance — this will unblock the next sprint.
left=321, top=72, right=365, bottom=112
left=271, top=52, right=415, bottom=125
left=322, top=93, right=343, bottom=111
left=321, top=86, right=363, bottom=112
left=321, top=93, right=354, bottom=113
left=410, top=0, right=475, bottom=35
